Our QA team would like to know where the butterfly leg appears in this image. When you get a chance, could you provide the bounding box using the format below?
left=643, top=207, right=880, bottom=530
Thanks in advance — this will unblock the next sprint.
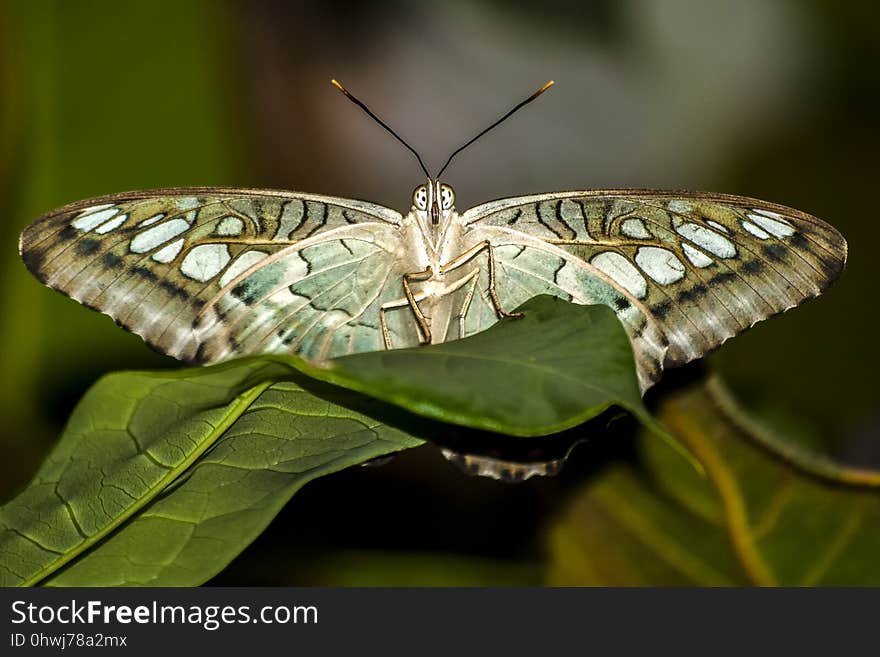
left=402, top=268, right=434, bottom=344
left=456, top=270, right=481, bottom=339
left=380, top=270, right=432, bottom=349
left=441, top=240, right=524, bottom=320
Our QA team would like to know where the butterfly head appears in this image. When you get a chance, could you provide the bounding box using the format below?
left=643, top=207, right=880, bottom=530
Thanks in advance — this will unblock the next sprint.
left=413, top=180, right=455, bottom=226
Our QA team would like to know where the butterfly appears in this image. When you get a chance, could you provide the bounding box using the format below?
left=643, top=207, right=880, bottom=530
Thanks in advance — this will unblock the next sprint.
left=18, top=81, right=847, bottom=392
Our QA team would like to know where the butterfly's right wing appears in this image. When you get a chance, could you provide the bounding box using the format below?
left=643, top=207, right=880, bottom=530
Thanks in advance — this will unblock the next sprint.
left=462, top=190, right=847, bottom=390
left=20, top=188, right=420, bottom=362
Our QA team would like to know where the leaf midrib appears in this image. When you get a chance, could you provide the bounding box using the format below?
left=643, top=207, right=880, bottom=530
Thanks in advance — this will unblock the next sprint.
left=22, top=381, right=272, bottom=587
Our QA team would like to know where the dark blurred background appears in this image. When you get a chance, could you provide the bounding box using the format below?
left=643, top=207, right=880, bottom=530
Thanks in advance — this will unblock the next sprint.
left=0, top=0, right=876, bottom=584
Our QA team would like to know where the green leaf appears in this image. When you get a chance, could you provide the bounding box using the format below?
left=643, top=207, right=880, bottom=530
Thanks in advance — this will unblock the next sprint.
left=0, top=364, right=421, bottom=586
left=1, top=296, right=654, bottom=586
left=547, top=379, right=880, bottom=586
left=316, top=296, right=648, bottom=437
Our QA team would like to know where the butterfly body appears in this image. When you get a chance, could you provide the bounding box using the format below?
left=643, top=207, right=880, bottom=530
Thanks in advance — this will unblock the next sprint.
left=20, top=184, right=846, bottom=391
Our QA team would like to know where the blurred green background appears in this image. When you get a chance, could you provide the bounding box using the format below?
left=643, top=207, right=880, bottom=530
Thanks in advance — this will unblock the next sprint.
left=0, top=0, right=876, bottom=585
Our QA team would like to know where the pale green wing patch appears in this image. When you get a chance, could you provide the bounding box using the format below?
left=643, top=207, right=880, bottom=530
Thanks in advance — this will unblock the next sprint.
left=462, top=190, right=847, bottom=388
left=20, top=188, right=408, bottom=363
left=192, top=224, right=419, bottom=363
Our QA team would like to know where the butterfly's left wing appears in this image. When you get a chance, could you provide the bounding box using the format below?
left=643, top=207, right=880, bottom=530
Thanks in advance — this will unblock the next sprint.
left=461, top=190, right=847, bottom=390
left=20, top=188, right=416, bottom=363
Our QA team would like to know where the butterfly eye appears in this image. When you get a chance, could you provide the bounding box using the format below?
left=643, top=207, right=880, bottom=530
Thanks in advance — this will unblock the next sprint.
left=413, top=186, right=428, bottom=211
left=440, top=185, right=455, bottom=210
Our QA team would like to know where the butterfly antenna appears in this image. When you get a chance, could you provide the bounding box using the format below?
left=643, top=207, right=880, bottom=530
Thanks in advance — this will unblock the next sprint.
left=331, top=79, right=432, bottom=180
left=436, top=80, right=554, bottom=179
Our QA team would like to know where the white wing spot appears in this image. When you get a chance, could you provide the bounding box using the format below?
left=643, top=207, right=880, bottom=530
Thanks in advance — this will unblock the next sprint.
left=620, top=218, right=651, bottom=239
left=76, top=203, right=115, bottom=215
left=675, top=222, right=737, bottom=258
left=71, top=207, right=118, bottom=231
left=216, top=216, right=244, bottom=236
left=590, top=252, right=648, bottom=298
left=682, top=243, right=713, bottom=267
left=151, top=238, right=185, bottom=263
left=181, top=244, right=231, bottom=282
left=130, top=218, right=189, bottom=253
left=741, top=220, right=771, bottom=240
left=95, top=213, right=128, bottom=234
left=139, top=213, right=166, bottom=227
left=707, top=220, right=730, bottom=234
left=747, top=210, right=795, bottom=238
left=635, top=246, right=686, bottom=284
left=219, top=250, right=269, bottom=287
left=752, top=208, right=788, bottom=220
